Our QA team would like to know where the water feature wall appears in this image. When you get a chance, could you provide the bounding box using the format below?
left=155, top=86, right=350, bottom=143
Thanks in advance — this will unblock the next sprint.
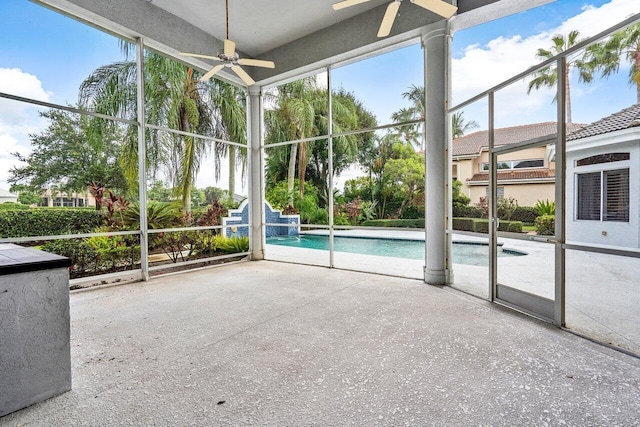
left=222, top=200, right=300, bottom=238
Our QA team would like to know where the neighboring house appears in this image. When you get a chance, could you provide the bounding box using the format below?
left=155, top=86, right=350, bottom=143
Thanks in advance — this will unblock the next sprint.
left=566, top=104, right=640, bottom=249
left=0, top=188, right=18, bottom=204
left=452, top=122, right=583, bottom=207
left=41, top=189, right=95, bottom=208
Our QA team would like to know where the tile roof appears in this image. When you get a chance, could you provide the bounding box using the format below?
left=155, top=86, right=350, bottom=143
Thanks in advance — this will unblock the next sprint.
left=453, top=122, right=584, bottom=157
left=567, top=103, right=640, bottom=140
left=467, top=169, right=556, bottom=184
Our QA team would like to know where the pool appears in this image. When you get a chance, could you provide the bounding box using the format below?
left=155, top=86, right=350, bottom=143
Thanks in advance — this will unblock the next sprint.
left=266, top=234, right=526, bottom=266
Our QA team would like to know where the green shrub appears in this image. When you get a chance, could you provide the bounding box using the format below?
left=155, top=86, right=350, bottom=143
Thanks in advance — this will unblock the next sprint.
left=473, top=219, right=490, bottom=234
left=452, top=217, right=475, bottom=231
left=361, top=219, right=424, bottom=228
left=507, top=221, right=523, bottom=233
left=535, top=214, right=555, bottom=236
left=453, top=205, right=482, bottom=218
left=122, top=201, right=180, bottom=230
left=535, top=199, right=556, bottom=216
left=497, top=220, right=523, bottom=233
left=214, top=236, right=250, bottom=254
left=0, top=208, right=104, bottom=238
left=41, top=239, right=99, bottom=275
left=0, top=202, right=29, bottom=210
left=510, top=206, right=538, bottom=224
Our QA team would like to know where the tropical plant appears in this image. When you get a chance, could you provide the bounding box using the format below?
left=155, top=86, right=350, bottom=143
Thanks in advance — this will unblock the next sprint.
left=78, top=46, right=246, bottom=212
left=527, top=30, right=594, bottom=123
left=121, top=201, right=180, bottom=230
left=534, top=199, right=556, bottom=216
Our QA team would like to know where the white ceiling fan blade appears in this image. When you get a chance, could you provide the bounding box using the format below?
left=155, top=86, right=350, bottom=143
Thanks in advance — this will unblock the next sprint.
left=179, top=52, right=222, bottom=61
left=199, top=64, right=225, bottom=82
left=232, top=65, right=255, bottom=86
left=410, top=0, right=457, bottom=18
left=238, top=58, right=275, bottom=69
left=332, top=0, right=371, bottom=11
left=224, top=39, right=236, bottom=57
left=377, top=1, right=400, bottom=38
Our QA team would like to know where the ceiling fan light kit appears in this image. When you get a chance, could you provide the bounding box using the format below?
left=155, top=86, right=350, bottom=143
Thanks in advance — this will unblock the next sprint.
left=333, top=0, right=457, bottom=38
left=180, top=0, right=275, bottom=86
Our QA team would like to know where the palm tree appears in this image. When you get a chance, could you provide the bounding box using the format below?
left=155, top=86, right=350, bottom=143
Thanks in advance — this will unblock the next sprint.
left=265, top=79, right=317, bottom=201
left=391, top=85, right=479, bottom=142
left=452, top=111, right=479, bottom=138
left=527, top=30, right=594, bottom=123
left=79, top=47, right=246, bottom=212
left=587, top=23, right=640, bottom=103
left=390, top=84, right=425, bottom=149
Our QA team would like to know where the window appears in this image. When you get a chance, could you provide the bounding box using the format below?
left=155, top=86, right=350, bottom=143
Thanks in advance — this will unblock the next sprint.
left=481, top=159, right=544, bottom=172
left=576, top=169, right=629, bottom=222
left=576, top=153, right=629, bottom=167
left=485, top=187, right=505, bottom=199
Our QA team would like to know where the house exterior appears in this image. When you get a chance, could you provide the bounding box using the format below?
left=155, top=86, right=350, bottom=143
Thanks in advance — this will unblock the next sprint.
left=452, top=122, right=583, bottom=206
left=41, top=189, right=94, bottom=208
left=0, top=189, right=18, bottom=204
left=566, top=104, right=640, bottom=249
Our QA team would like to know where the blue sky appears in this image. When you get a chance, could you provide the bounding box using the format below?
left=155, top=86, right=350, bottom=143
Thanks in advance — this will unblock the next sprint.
left=1, top=0, right=639, bottom=191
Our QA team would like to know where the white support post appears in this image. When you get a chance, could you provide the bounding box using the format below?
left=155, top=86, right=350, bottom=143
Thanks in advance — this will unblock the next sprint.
left=136, top=37, right=149, bottom=281
left=248, top=88, right=265, bottom=260
left=422, top=22, right=450, bottom=286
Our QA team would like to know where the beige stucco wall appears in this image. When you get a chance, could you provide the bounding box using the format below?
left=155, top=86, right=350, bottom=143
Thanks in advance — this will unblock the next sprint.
left=455, top=146, right=554, bottom=207
left=468, top=182, right=555, bottom=207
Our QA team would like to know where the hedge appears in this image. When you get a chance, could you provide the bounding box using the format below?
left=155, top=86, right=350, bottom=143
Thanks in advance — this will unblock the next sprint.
left=0, top=208, right=105, bottom=238
left=361, top=219, right=425, bottom=228
left=452, top=217, right=522, bottom=233
left=452, top=217, right=474, bottom=231
left=453, top=205, right=482, bottom=218
left=510, top=206, right=538, bottom=224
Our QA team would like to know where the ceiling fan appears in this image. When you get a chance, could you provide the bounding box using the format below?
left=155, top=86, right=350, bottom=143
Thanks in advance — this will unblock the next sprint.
left=332, top=0, right=457, bottom=38
left=180, top=0, right=274, bottom=86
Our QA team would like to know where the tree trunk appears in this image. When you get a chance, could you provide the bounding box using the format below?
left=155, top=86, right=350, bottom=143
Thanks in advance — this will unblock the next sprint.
left=565, top=64, right=572, bottom=124
left=287, top=143, right=298, bottom=205
left=228, top=145, right=236, bottom=199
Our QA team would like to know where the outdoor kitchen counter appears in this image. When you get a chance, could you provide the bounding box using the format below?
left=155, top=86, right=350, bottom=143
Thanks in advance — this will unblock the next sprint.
left=0, top=243, right=72, bottom=418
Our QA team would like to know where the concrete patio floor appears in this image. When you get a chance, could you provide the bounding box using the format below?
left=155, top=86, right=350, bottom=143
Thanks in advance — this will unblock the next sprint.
left=2, top=261, right=640, bottom=426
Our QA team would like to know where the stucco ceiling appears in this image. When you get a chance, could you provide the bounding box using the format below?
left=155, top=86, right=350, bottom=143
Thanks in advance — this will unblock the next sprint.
left=147, top=0, right=392, bottom=57
left=35, top=0, right=553, bottom=86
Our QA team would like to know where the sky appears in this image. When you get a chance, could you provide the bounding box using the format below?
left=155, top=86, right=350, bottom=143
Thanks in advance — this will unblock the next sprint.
left=1, top=0, right=639, bottom=193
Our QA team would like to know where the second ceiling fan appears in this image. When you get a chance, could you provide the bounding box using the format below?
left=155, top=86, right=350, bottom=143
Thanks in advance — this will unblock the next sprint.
left=332, top=0, right=458, bottom=38
left=180, top=0, right=275, bottom=86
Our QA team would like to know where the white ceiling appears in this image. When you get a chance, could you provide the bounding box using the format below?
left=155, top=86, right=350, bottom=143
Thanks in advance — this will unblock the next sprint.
left=148, top=0, right=391, bottom=57
left=37, top=0, right=553, bottom=85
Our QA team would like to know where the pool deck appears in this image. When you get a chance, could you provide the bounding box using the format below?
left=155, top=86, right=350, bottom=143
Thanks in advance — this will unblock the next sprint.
left=266, top=229, right=640, bottom=355
left=2, top=261, right=640, bottom=426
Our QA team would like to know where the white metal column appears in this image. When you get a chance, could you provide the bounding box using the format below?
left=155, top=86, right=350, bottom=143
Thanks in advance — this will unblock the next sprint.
left=136, top=37, right=149, bottom=281
left=248, top=88, right=265, bottom=260
left=423, top=21, right=450, bottom=286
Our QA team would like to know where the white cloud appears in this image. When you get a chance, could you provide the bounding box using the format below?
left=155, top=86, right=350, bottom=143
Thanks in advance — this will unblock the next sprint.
left=451, top=0, right=640, bottom=128
left=0, top=67, right=51, bottom=189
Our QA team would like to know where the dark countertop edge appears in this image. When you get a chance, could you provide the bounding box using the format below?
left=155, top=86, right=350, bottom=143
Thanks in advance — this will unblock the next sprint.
left=0, top=259, right=71, bottom=276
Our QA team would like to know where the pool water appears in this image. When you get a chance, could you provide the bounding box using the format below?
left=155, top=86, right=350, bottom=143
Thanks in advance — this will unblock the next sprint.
left=266, top=235, right=525, bottom=266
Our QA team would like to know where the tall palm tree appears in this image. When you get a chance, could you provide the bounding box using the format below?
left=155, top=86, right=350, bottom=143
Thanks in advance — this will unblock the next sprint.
left=265, top=79, right=317, bottom=201
left=527, top=30, right=594, bottom=124
left=391, top=85, right=479, bottom=142
left=587, top=23, right=640, bottom=103
left=391, top=84, right=425, bottom=149
left=452, top=111, right=479, bottom=138
left=79, top=47, right=246, bottom=212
